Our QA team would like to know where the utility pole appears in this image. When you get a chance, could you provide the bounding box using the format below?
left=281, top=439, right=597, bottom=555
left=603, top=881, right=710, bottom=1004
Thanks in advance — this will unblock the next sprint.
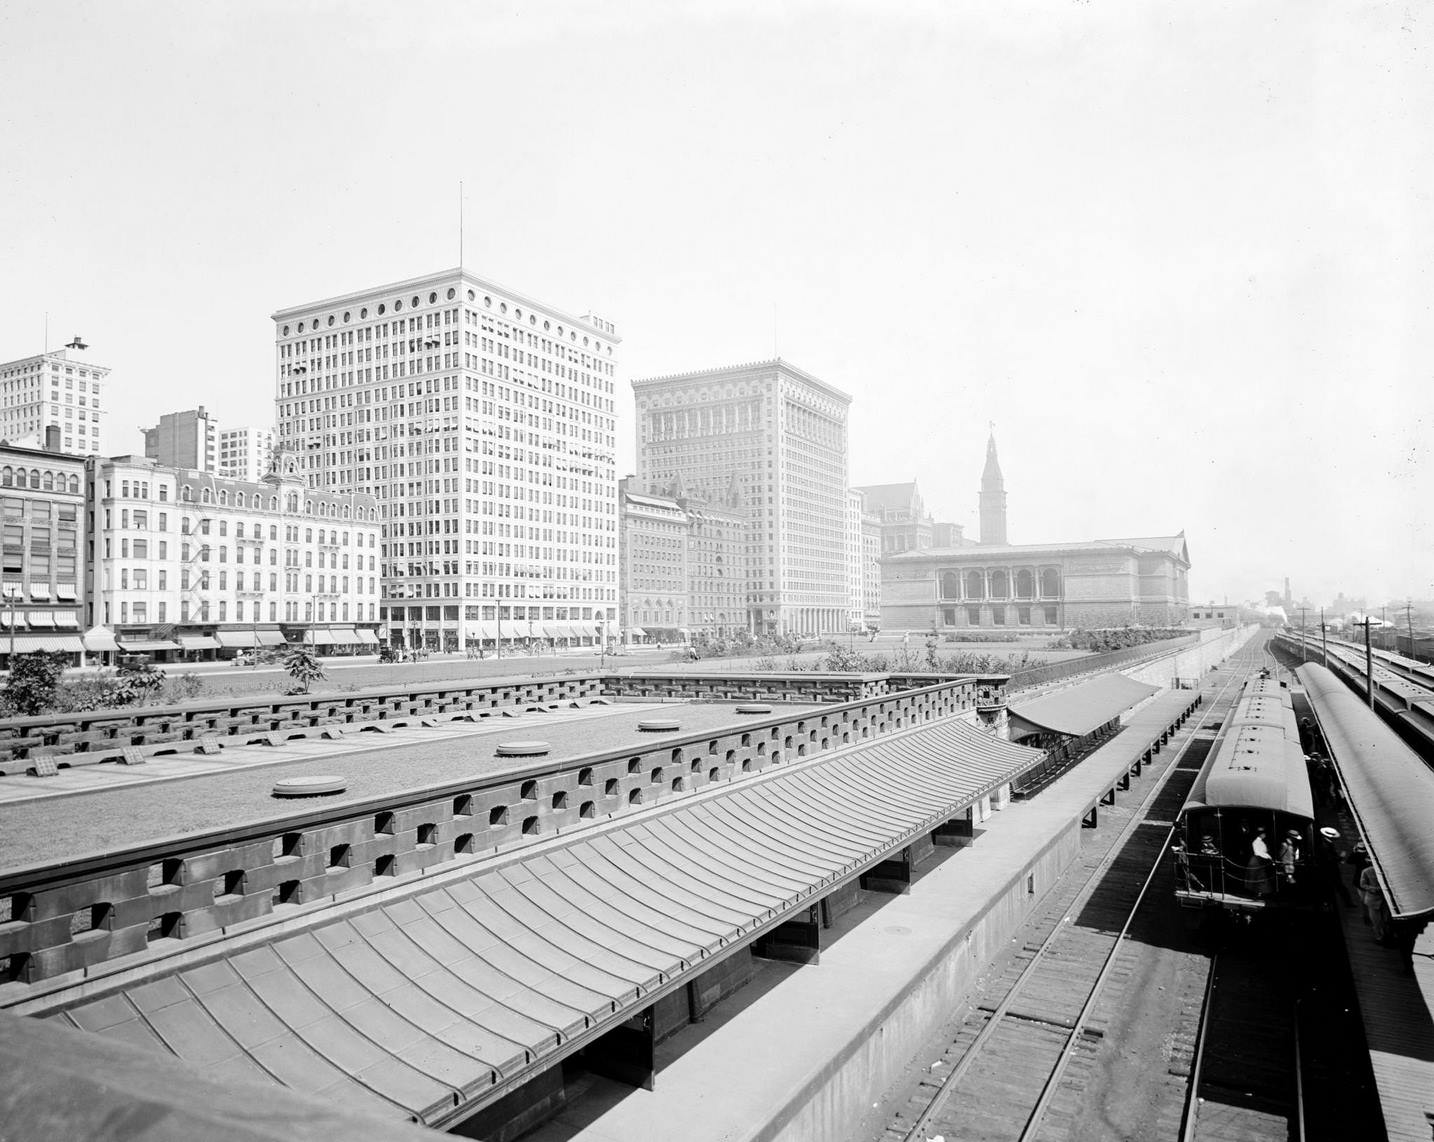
left=1299, top=607, right=1308, bottom=663
left=1353, top=617, right=1376, bottom=710
left=1403, top=599, right=1416, bottom=661
left=1320, top=607, right=1328, bottom=668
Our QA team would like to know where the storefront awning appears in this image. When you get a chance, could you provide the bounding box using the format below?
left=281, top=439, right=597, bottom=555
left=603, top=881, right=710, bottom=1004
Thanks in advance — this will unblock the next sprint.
left=627, top=626, right=647, bottom=638
left=177, top=634, right=220, bottom=650
left=4, top=633, right=84, bottom=654
left=255, top=629, right=285, bottom=646
left=117, top=639, right=181, bottom=653
left=354, top=629, right=380, bottom=645
left=301, top=627, right=337, bottom=645
left=82, top=627, right=119, bottom=652
left=329, top=627, right=360, bottom=643
left=215, top=631, right=259, bottom=648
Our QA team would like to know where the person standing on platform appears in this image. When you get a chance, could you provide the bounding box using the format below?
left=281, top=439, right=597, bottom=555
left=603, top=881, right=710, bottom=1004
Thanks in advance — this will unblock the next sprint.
left=1246, top=826, right=1276, bottom=898
left=1316, top=827, right=1353, bottom=906
left=1357, top=857, right=1390, bottom=943
left=1278, top=829, right=1301, bottom=891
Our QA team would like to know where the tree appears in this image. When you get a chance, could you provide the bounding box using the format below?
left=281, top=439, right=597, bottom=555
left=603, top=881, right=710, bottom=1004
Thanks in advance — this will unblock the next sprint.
left=284, top=646, right=326, bottom=694
left=3, top=651, right=68, bottom=716
left=112, top=660, right=167, bottom=707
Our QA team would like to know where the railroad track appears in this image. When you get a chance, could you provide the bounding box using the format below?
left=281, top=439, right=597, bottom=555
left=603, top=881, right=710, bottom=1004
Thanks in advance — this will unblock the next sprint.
left=877, top=641, right=1269, bottom=1142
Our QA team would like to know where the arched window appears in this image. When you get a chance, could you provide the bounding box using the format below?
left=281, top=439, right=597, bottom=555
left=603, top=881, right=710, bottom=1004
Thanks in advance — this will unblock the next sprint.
left=1015, top=569, right=1035, bottom=599
left=0, top=468, right=11, bottom=487
left=1040, top=568, right=1061, bottom=597
left=989, top=570, right=1009, bottom=599
left=965, top=570, right=986, bottom=600
left=201, top=487, right=212, bottom=504
left=236, top=492, right=246, bottom=507
left=939, top=571, right=960, bottom=600
left=67, top=475, right=79, bottom=494
left=42, top=471, right=54, bottom=491
left=236, top=523, right=245, bottom=538
left=28, top=470, right=39, bottom=489
left=181, top=486, right=192, bottom=501
left=269, top=497, right=278, bottom=510
left=218, top=490, right=228, bottom=506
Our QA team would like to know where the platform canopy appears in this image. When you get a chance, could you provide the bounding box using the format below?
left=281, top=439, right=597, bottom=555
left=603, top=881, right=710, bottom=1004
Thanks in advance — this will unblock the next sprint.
left=1008, top=673, right=1159, bottom=738
left=48, top=717, right=1042, bottom=1129
left=1300, top=663, right=1434, bottom=919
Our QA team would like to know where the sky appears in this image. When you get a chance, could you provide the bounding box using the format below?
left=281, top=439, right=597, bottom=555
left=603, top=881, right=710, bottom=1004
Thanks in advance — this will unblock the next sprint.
left=2, top=0, right=1429, bottom=608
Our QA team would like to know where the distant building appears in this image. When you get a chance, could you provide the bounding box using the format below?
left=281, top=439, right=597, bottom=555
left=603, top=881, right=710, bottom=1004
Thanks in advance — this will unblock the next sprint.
left=0, top=433, right=88, bottom=664
left=861, top=501, right=882, bottom=630
left=883, top=535, right=1191, bottom=631
left=1188, top=604, right=1237, bottom=630
left=880, top=436, right=1189, bottom=630
left=633, top=358, right=851, bottom=636
left=979, top=431, right=1008, bottom=545
left=617, top=478, right=745, bottom=642
left=218, top=425, right=275, bottom=481
left=86, top=453, right=381, bottom=660
left=143, top=407, right=218, bottom=473
left=852, top=481, right=934, bottom=555
left=932, top=521, right=969, bottom=547
left=0, top=348, right=110, bottom=456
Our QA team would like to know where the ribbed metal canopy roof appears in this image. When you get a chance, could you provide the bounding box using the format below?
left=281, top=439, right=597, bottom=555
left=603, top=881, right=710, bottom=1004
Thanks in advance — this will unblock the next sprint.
left=1300, top=663, right=1434, bottom=919
left=48, top=716, right=1041, bottom=1128
left=1009, top=673, right=1159, bottom=737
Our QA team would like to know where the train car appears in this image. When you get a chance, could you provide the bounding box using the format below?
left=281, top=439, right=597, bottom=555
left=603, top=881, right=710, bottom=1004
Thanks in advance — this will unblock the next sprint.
left=1173, top=676, right=1316, bottom=914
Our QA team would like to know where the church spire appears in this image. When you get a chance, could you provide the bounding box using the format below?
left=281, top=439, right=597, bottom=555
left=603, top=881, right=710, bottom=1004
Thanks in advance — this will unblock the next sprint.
left=979, top=426, right=1007, bottom=545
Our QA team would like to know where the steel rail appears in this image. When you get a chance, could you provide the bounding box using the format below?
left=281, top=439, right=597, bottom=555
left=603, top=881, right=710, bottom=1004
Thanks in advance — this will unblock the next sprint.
left=895, top=644, right=1261, bottom=1142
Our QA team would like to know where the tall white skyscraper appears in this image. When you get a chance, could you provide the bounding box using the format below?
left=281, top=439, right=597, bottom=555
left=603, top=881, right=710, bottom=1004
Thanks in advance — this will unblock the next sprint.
left=0, top=348, right=109, bottom=455
left=272, top=268, right=620, bottom=650
left=633, top=359, right=851, bottom=636
left=219, top=425, right=275, bottom=481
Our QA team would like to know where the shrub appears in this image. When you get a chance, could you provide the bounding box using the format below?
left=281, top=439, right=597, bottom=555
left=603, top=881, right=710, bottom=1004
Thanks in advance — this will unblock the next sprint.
left=283, top=646, right=326, bottom=694
left=2, top=651, right=68, bottom=716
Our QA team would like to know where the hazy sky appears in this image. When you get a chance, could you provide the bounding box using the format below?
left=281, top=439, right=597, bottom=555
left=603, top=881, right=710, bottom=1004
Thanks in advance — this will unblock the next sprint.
left=3, top=1, right=1429, bottom=607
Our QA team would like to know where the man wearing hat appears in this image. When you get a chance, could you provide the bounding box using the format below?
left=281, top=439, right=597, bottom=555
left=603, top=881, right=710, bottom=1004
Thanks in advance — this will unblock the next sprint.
left=1278, top=828, right=1302, bottom=891
left=1315, top=826, right=1352, bottom=906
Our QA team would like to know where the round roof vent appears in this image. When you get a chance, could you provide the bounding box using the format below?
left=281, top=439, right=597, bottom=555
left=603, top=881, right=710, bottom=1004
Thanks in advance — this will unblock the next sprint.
left=272, top=775, right=347, bottom=798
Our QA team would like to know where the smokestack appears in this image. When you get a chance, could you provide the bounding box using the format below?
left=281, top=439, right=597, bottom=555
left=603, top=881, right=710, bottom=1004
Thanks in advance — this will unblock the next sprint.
left=44, top=424, right=61, bottom=453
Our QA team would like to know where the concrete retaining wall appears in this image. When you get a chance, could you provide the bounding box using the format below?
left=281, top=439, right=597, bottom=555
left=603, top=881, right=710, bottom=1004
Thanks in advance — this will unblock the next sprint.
left=762, top=819, right=1083, bottom=1142
left=1122, top=624, right=1257, bottom=689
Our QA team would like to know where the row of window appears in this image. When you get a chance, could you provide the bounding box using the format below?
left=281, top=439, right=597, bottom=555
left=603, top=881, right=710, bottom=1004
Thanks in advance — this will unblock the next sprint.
left=942, top=605, right=1061, bottom=627
left=939, top=568, right=1062, bottom=600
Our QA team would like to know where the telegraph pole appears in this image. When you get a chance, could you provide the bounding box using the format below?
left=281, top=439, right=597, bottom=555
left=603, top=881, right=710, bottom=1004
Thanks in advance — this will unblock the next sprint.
left=1353, top=617, right=1376, bottom=709
left=1403, top=599, right=1417, bottom=661
left=1320, top=607, right=1328, bottom=668
left=1299, top=607, right=1308, bottom=663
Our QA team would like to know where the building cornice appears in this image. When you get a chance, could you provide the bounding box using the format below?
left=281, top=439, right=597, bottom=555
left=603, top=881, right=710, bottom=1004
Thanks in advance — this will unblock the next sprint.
left=270, top=266, right=620, bottom=344
left=631, top=358, right=852, bottom=405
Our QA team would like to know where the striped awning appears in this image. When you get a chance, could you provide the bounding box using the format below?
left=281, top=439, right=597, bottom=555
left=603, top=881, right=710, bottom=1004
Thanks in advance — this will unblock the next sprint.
left=27, top=584, right=51, bottom=601
left=26, top=612, right=55, bottom=629
left=82, top=627, right=119, bottom=652
left=52, top=612, right=80, bottom=629
left=54, top=583, right=78, bottom=601
left=3, top=633, right=84, bottom=653
left=117, top=639, right=180, bottom=653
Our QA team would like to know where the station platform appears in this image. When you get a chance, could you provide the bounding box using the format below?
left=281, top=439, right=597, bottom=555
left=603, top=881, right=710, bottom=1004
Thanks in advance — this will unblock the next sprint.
left=1335, top=902, right=1434, bottom=1142
left=519, top=687, right=1207, bottom=1142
